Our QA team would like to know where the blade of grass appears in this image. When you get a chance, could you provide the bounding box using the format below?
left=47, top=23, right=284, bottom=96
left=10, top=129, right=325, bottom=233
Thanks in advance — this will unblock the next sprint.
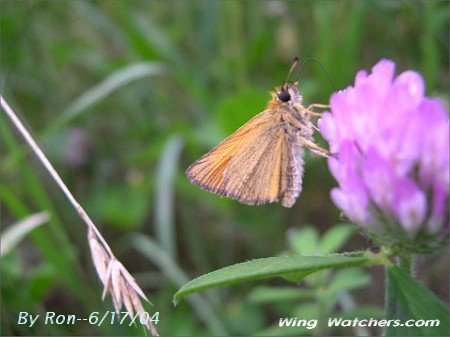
left=71, top=1, right=128, bottom=52
left=43, top=62, right=164, bottom=138
left=338, top=1, right=368, bottom=81
left=131, top=234, right=227, bottom=336
left=419, top=1, right=446, bottom=93
left=154, top=135, right=184, bottom=260
left=1, top=211, right=50, bottom=256
left=119, top=9, right=211, bottom=109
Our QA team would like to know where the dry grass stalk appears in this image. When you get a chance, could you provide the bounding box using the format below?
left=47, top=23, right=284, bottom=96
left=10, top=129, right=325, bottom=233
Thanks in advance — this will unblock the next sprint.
left=1, top=96, right=159, bottom=336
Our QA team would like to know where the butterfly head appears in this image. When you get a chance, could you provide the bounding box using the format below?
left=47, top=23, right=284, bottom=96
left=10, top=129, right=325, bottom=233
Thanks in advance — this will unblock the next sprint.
left=274, top=81, right=302, bottom=105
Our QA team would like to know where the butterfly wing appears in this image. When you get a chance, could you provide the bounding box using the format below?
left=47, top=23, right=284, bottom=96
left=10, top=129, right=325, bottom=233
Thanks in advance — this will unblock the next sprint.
left=186, top=108, right=305, bottom=207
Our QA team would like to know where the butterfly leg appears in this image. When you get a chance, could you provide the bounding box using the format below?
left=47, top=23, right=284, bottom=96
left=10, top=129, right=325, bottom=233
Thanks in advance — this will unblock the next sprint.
left=305, top=104, right=331, bottom=117
left=293, top=103, right=330, bottom=117
left=307, top=103, right=330, bottom=110
left=311, top=123, right=320, bottom=132
left=299, top=138, right=330, bottom=158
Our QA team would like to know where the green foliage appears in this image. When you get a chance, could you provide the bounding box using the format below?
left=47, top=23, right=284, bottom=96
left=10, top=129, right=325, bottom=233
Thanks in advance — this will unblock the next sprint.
left=173, top=252, right=373, bottom=303
left=215, top=89, right=268, bottom=135
left=386, top=266, right=449, bottom=336
left=256, top=226, right=383, bottom=335
left=176, top=226, right=385, bottom=335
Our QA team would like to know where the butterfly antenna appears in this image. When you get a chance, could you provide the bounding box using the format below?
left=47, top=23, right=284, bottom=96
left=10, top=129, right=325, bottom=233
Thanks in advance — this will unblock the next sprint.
left=295, top=57, right=337, bottom=90
left=286, top=57, right=299, bottom=82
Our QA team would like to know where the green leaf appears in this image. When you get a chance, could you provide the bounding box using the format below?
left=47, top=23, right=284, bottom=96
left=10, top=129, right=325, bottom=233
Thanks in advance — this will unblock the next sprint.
left=87, top=184, right=148, bottom=230
left=386, top=265, right=449, bottom=336
left=215, top=89, right=268, bottom=135
left=326, top=268, right=371, bottom=295
left=174, top=252, right=375, bottom=303
left=288, top=226, right=319, bottom=255
left=28, top=263, right=57, bottom=301
left=248, top=286, right=314, bottom=304
left=319, top=223, right=355, bottom=254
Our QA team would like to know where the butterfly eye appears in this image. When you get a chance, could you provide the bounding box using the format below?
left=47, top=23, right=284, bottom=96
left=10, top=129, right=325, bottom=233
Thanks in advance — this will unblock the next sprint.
left=277, top=90, right=291, bottom=102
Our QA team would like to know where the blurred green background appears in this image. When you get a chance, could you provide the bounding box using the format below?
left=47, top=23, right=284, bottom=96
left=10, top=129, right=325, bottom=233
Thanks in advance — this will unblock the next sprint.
left=1, top=0, right=448, bottom=335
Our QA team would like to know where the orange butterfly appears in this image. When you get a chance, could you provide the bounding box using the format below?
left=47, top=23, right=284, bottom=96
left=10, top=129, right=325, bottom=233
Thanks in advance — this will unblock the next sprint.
left=186, top=58, right=329, bottom=208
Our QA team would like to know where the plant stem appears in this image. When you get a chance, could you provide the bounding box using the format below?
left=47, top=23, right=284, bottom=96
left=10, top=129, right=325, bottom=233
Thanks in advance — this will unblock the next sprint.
left=397, top=253, right=412, bottom=275
left=384, top=264, right=394, bottom=335
left=0, top=96, right=113, bottom=257
left=384, top=252, right=415, bottom=335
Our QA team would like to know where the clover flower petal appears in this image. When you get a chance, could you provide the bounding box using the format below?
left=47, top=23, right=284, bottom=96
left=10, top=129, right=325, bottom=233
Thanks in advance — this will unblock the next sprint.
left=319, top=59, right=449, bottom=252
